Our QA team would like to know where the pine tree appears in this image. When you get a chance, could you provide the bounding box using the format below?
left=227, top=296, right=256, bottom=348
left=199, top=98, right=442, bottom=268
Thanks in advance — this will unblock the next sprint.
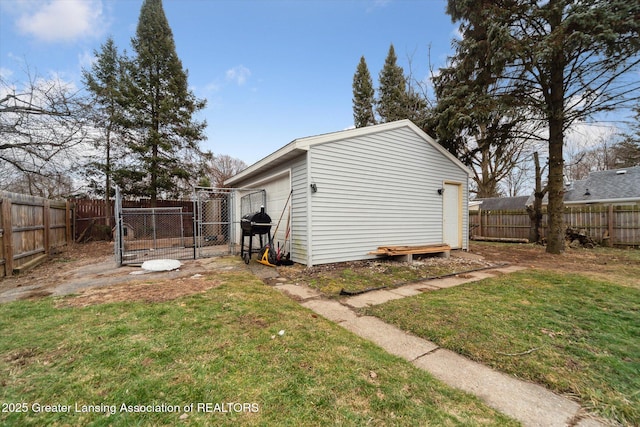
left=122, top=0, right=206, bottom=205
left=432, top=1, right=532, bottom=198
left=618, top=106, right=640, bottom=165
left=352, top=56, right=376, bottom=128
left=82, top=36, right=125, bottom=223
left=377, top=44, right=408, bottom=123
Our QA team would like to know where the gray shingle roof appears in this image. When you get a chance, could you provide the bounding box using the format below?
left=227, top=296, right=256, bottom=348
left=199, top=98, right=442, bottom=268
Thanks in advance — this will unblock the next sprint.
left=565, top=166, right=640, bottom=203
left=473, top=196, right=529, bottom=210
left=526, top=166, right=640, bottom=205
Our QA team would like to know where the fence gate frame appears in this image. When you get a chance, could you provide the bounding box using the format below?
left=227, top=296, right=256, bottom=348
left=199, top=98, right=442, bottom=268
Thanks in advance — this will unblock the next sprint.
left=193, top=187, right=235, bottom=259
left=114, top=187, right=196, bottom=266
left=193, top=187, right=267, bottom=258
left=114, top=187, right=123, bottom=265
left=114, top=187, right=267, bottom=266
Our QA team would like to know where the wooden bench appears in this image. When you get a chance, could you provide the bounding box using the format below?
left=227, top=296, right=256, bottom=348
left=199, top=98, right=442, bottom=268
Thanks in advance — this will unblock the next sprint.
left=369, top=244, right=451, bottom=263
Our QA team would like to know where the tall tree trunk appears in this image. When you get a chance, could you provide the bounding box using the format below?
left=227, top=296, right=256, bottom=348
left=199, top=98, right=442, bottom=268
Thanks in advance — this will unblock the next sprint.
left=150, top=84, right=159, bottom=208
left=151, top=141, right=158, bottom=207
left=545, top=0, right=565, bottom=254
left=474, top=126, right=500, bottom=198
left=547, top=123, right=565, bottom=253
left=527, top=151, right=545, bottom=243
left=105, top=125, right=112, bottom=227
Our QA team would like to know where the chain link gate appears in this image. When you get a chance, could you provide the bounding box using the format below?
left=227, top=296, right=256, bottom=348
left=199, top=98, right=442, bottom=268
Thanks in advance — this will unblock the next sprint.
left=115, top=187, right=265, bottom=266
left=115, top=187, right=196, bottom=265
left=193, top=187, right=267, bottom=259
left=194, top=187, right=234, bottom=258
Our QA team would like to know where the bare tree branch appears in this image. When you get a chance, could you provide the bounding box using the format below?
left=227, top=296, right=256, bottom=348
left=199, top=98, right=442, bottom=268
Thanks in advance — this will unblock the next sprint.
left=0, top=68, right=90, bottom=197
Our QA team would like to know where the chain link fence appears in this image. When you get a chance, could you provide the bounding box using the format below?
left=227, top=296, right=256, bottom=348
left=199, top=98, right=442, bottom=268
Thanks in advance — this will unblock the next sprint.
left=241, top=190, right=267, bottom=216
left=114, top=187, right=266, bottom=265
left=119, top=207, right=195, bottom=264
left=194, top=188, right=234, bottom=258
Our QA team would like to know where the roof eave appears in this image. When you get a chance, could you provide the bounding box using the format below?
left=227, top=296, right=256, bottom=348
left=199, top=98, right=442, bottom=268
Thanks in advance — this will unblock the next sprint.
left=224, top=140, right=309, bottom=186
left=225, top=119, right=472, bottom=185
left=564, top=197, right=640, bottom=205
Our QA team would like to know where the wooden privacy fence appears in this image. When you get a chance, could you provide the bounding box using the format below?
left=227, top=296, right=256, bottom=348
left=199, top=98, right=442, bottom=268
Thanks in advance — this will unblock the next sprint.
left=71, top=198, right=194, bottom=242
left=0, top=191, right=72, bottom=278
left=470, top=204, right=640, bottom=247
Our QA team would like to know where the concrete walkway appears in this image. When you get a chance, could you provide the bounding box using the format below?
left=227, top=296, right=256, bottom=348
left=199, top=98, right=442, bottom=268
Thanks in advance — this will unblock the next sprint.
left=270, top=265, right=605, bottom=427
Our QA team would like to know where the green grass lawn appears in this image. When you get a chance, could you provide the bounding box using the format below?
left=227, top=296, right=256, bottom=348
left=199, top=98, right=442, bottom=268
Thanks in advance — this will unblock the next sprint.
left=363, top=269, right=640, bottom=426
left=0, top=270, right=517, bottom=426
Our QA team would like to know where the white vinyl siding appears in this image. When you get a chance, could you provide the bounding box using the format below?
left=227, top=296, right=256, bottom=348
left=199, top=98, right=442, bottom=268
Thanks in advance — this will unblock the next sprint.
left=232, top=154, right=308, bottom=264
left=289, top=155, right=308, bottom=264
left=227, top=120, right=470, bottom=266
left=236, top=170, right=291, bottom=253
left=308, top=126, right=468, bottom=265
left=260, top=173, right=291, bottom=249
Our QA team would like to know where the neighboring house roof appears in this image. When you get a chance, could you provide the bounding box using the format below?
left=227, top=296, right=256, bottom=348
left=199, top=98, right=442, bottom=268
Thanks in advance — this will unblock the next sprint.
left=565, top=166, right=640, bottom=204
left=225, top=120, right=471, bottom=186
left=526, top=166, right=640, bottom=206
left=473, top=196, right=529, bottom=210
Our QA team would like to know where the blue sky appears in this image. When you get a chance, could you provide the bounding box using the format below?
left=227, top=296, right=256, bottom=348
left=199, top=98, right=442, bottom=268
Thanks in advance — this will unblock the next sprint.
left=0, top=0, right=458, bottom=166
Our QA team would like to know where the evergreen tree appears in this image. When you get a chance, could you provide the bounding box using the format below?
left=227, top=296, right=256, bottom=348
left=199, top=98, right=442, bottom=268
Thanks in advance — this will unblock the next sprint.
left=352, top=56, right=376, bottom=128
left=618, top=106, right=640, bottom=166
left=82, top=36, right=125, bottom=223
left=403, top=87, right=430, bottom=131
left=122, top=0, right=206, bottom=205
left=432, top=0, right=532, bottom=198
left=377, top=44, right=408, bottom=123
left=612, top=140, right=640, bottom=167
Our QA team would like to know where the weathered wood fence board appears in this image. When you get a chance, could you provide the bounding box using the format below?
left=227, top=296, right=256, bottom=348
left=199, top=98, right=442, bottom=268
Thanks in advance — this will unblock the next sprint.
left=71, top=198, right=194, bottom=242
left=0, top=191, right=72, bottom=278
left=472, top=209, right=531, bottom=240
left=470, top=204, right=640, bottom=246
left=614, top=205, right=640, bottom=246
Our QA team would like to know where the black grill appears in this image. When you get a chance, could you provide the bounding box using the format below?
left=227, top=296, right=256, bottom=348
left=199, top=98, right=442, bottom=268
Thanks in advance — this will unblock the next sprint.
left=241, top=208, right=272, bottom=235
left=240, top=207, right=272, bottom=263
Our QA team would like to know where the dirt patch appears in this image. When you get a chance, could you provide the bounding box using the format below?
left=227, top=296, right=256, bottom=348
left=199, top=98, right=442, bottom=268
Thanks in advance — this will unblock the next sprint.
left=22, top=290, right=54, bottom=300
left=5, top=348, right=39, bottom=366
left=469, top=241, right=637, bottom=273
left=57, top=274, right=221, bottom=307
left=271, top=243, right=640, bottom=295
left=0, top=242, right=114, bottom=293
left=0, top=241, right=246, bottom=305
left=273, top=254, right=497, bottom=296
left=4, top=241, right=638, bottom=305
left=468, top=241, right=640, bottom=288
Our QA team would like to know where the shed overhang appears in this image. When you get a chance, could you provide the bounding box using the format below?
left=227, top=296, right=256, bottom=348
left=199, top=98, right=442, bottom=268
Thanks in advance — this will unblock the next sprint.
left=224, top=120, right=471, bottom=186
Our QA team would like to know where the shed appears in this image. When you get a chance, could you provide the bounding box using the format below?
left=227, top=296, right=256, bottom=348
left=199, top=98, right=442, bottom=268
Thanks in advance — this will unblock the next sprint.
left=226, top=120, right=471, bottom=266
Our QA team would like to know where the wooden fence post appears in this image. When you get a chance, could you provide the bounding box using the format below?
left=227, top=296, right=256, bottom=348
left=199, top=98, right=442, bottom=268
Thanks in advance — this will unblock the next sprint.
left=66, top=200, right=73, bottom=245
left=1, top=198, right=13, bottom=277
left=43, top=199, right=50, bottom=255
left=608, top=204, right=615, bottom=247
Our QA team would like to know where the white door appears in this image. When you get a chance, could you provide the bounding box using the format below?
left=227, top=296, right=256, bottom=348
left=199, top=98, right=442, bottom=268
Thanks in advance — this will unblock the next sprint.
left=442, top=183, right=461, bottom=249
